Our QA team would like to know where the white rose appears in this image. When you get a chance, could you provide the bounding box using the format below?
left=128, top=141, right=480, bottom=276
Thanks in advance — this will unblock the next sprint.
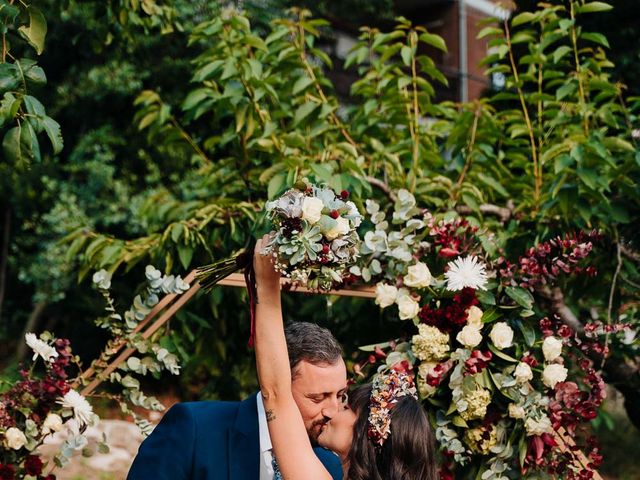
left=466, top=306, right=483, bottom=327
left=375, top=283, right=398, bottom=309
left=525, top=416, right=552, bottom=436
left=456, top=324, right=483, bottom=348
left=324, top=216, right=350, bottom=240
left=542, top=364, right=568, bottom=389
left=301, top=197, right=324, bottom=224
left=396, top=291, right=420, bottom=320
left=508, top=403, right=526, bottom=419
left=514, top=362, right=533, bottom=384
left=489, top=322, right=514, bottom=350
left=42, top=413, right=63, bottom=435
left=403, top=262, right=433, bottom=288
left=542, top=336, right=563, bottom=362
left=4, top=427, right=27, bottom=450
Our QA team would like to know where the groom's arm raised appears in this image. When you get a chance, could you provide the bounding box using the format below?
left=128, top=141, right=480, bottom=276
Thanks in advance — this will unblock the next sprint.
left=254, top=236, right=333, bottom=480
left=127, top=403, right=195, bottom=480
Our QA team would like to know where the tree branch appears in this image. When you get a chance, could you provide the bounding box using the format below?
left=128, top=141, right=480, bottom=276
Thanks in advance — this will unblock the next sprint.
left=455, top=201, right=514, bottom=223
left=621, top=243, right=640, bottom=263
left=536, top=286, right=585, bottom=335
left=366, top=176, right=397, bottom=202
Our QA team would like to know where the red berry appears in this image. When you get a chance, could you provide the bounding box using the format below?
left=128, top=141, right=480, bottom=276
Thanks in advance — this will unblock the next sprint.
left=330, top=210, right=339, bottom=219
left=340, top=190, right=349, bottom=199
left=322, top=244, right=330, bottom=254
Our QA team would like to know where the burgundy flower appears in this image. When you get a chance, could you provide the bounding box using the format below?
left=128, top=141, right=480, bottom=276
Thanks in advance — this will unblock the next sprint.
left=0, top=464, right=15, bottom=480
left=418, top=288, right=478, bottom=334
left=24, top=455, right=43, bottom=476
left=464, top=350, right=493, bottom=375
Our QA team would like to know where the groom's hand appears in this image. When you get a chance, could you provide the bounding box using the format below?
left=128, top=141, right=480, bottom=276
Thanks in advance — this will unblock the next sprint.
left=254, top=234, right=281, bottom=296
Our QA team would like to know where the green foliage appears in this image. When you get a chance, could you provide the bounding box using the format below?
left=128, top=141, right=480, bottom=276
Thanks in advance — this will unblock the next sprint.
left=0, top=1, right=62, bottom=168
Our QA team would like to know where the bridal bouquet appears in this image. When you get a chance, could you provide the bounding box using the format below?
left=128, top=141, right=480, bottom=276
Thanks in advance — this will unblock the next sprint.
left=261, top=180, right=363, bottom=291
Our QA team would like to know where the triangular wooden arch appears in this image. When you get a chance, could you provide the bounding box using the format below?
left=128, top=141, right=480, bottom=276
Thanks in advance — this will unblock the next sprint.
left=77, top=271, right=601, bottom=479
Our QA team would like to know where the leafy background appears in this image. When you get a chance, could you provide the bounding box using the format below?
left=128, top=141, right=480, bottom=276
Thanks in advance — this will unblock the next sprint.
left=1, top=0, right=639, bottom=477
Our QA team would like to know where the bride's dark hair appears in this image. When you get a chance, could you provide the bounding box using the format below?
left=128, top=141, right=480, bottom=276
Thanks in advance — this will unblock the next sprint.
left=346, top=384, right=437, bottom=480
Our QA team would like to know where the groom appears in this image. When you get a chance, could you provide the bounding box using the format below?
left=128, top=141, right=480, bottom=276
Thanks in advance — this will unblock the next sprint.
left=127, top=322, right=346, bottom=480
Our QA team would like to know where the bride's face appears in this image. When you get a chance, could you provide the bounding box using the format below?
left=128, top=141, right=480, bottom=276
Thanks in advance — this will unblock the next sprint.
left=317, top=404, right=357, bottom=459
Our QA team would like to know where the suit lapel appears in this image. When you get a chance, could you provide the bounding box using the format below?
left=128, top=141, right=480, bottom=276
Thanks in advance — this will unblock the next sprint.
left=228, top=394, right=260, bottom=480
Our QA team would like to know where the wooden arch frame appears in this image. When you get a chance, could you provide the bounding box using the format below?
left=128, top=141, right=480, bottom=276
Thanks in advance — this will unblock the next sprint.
left=77, top=271, right=602, bottom=479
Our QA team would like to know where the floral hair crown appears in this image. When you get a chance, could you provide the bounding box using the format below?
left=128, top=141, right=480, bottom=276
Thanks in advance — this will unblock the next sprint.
left=367, top=369, right=418, bottom=447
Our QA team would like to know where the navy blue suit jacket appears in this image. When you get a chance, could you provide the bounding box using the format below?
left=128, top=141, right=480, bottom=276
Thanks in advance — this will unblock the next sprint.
left=127, top=395, right=342, bottom=480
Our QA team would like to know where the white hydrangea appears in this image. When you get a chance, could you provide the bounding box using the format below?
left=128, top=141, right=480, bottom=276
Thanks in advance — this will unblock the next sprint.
left=412, top=325, right=450, bottom=361
left=525, top=416, right=552, bottom=436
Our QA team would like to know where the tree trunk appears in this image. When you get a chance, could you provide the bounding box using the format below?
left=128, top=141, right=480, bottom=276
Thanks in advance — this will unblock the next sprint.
left=15, top=301, right=48, bottom=362
left=0, top=205, right=10, bottom=323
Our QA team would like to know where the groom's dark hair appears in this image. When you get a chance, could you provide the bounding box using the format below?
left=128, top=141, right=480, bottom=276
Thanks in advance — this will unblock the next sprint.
left=284, top=322, right=342, bottom=375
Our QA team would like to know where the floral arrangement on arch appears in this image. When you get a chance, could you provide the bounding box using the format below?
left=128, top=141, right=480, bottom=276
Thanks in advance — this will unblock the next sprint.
left=0, top=266, right=189, bottom=479
left=351, top=190, right=625, bottom=480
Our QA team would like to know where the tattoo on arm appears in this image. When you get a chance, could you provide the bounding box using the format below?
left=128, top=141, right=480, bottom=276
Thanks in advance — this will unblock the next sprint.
left=266, top=409, right=276, bottom=422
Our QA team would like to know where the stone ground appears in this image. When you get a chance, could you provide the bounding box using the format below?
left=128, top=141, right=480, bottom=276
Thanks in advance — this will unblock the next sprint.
left=39, top=418, right=148, bottom=480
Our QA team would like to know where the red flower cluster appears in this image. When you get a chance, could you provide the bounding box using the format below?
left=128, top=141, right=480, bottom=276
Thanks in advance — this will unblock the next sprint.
left=429, top=218, right=480, bottom=258
left=498, top=230, right=600, bottom=290
left=418, top=288, right=478, bottom=333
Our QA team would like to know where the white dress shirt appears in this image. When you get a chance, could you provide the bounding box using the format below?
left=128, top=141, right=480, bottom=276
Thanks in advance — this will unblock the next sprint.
left=257, top=393, right=276, bottom=480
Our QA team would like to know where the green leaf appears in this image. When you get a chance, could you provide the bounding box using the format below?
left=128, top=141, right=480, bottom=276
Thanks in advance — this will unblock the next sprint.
left=476, top=172, right=509, bottom=197
left=3, top=122, right=40, bottom=167
left=292, top=76, right=314, bottom=95
left=505, top=286, right=534, bottom=309
left=177, top=244, right=194, bottom=269
left=18, top=7, right=47, bottom=55
left=516, top=320, right=536, bottom=347
left=487, top=343, right=519, bottom=363
left=552, top=46, right=572, bottom=63
left=477, top=26, right=502, bottom=39
left=0, top=63, right=20, bottom=92
left=267, top=172, right=287, bottom=199
left=580, top=32, right=610, bottom=48
left=293, top=101, right=319, bottom=125
left=42, top=116, right=63, bottom=154
left=577, top=2, right=613, bottom=14
left=419, top=32, right=447, bottom=52
left=400, top=45, right=413, bottom=66
left=511, top=11, right=536, bottom=27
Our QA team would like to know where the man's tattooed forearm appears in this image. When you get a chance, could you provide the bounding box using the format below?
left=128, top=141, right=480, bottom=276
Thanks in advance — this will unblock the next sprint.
left=266, top=409, right=276, bottom=422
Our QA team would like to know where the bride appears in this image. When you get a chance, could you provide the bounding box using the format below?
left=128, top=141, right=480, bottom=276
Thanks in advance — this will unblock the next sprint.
left=254, top=236, right=438, bottom=480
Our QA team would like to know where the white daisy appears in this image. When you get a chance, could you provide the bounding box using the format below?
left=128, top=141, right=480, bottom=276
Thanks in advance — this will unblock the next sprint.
left=57, top=390, right=96, bottom=427
left=25, top=333, right=59, bottom=363
left=444, top=256, right=488, bottom=291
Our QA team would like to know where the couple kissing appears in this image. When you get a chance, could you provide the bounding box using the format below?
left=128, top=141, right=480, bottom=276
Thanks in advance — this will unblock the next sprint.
left=127, top=236, right=438, bottom=479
